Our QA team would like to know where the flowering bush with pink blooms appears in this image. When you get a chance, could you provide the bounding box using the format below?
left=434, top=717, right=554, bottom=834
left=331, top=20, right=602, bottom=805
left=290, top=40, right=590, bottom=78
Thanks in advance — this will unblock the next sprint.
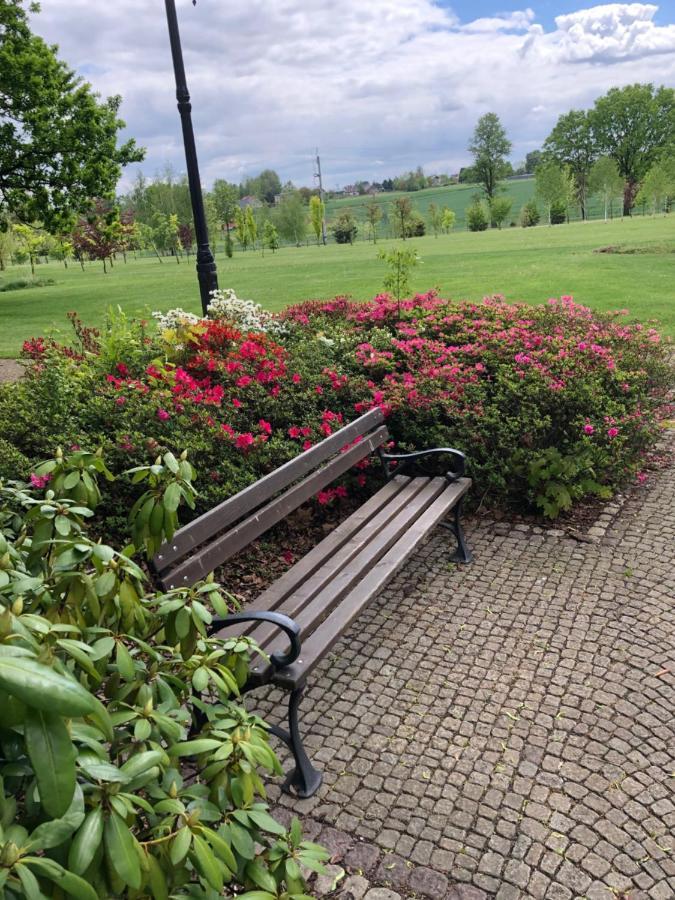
left=0, top=292, right=671, bottom=527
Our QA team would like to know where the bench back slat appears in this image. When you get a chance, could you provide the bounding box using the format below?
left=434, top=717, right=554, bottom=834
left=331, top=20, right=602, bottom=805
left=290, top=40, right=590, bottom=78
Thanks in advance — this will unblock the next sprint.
left=157, top=423, right=390, bottom=589
left=153, top=407, right=385, bottom=576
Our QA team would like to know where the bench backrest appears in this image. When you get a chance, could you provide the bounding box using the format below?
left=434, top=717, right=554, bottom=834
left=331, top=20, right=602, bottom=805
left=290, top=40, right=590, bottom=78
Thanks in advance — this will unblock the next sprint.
left=152, top=408, right=389, bottom=590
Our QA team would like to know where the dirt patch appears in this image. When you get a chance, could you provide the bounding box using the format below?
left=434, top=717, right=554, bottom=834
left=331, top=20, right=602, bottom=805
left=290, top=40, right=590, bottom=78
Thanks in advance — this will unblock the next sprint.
left=594, top=242, right=675, bottom=255
left=0, top=360, right=23, bottom=383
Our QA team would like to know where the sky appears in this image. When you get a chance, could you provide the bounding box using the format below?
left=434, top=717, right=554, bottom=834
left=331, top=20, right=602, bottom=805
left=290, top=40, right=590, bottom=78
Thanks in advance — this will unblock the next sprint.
left=30, top=2, right=675, bottom=192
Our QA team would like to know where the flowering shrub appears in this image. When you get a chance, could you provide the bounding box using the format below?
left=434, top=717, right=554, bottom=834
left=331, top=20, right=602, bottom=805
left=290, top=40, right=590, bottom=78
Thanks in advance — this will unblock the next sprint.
left=0, top=448, right=327, bottom=898
left=207, top=288, right=287, bottom=336
left=1, top=292, right=671, bottom=528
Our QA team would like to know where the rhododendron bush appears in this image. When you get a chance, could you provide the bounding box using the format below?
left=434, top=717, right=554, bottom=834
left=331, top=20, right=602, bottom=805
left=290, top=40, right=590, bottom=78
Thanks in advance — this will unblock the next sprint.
left=1, top=292, right=671, bottom=526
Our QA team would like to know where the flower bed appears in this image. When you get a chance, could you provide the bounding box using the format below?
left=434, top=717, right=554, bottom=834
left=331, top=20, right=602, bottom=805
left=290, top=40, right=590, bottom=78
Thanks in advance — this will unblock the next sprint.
left=1, top=292, right=671, bottom=530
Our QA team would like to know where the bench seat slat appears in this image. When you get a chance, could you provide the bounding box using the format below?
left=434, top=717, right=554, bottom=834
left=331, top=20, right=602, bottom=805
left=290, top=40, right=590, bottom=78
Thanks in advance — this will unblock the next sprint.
left=154, top=407, right=385, bottom=574
left=271, top=476, right=471, bottom=688
left=239, top=475, right=414, bottom=621
left=235, top=476, right=430, bottom=650
left=160, top=425, right=390, bottom=589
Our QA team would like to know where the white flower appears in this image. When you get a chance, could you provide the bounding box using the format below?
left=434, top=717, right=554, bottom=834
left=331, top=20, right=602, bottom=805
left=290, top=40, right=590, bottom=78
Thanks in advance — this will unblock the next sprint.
left=152, top=308, right=200, bottom=331
left=206, top=288, right=287, bottom=336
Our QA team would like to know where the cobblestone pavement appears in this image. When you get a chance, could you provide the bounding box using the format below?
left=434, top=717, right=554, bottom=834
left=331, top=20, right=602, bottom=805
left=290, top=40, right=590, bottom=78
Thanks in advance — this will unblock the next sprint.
left=0, top=360, right=23, bottom=383
left=255, top=440, right=675, bottom=899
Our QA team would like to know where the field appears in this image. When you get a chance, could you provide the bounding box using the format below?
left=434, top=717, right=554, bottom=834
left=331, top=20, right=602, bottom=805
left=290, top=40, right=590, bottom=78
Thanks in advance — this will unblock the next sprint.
left=325, top=177, right=645, bottom=232
left=0, top=214, right=673, bottom=357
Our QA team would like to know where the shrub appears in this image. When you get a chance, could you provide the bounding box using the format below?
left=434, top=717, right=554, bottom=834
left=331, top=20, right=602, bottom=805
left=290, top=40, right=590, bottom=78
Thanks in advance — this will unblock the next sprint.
left=0, top=448, right=328, bottom=897
left=2, top=294, right=670, bottom=527
left=550, top=200, right=567, bottom=225
left=520, top=200, right=540, bottom=227
left=466, top=202, right=489, bottom=232
left=489, top=196, right=513, bottom=229
left=330, top=211, right=358, bottom=244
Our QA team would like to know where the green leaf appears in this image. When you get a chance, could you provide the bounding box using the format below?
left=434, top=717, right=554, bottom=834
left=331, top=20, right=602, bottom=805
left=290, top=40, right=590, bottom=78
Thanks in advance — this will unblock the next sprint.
left=248, top=809, right=287, bottom=836
left=63, top=470, right=81, bottom=490
left=23, top=858, right=98, bottom=900
left=116, top=640, right=135, bottom=681
left=169, top=738, right=221, bottom=757
left=230, top=820, right=255, bottom=859
left=25, top=707, right=77, bottom=817
left=163, top=452, right=179, bottom=474
left=26, top=785, right=85, bottom=851
left=105, top=811, right=141, bottom=890
left=146, top=854, right=169, bottom=900
left=192, top=833, right=224, bottom=892
left=237, top=893, right=276, bottom=900
left=68, top=807, right=104, bottom=875
left=0, top=655, right=97, bottom=717
left=15, top=863, right=47, bottom=900
left=170, top=825, right=192, bottom=865
left=246, top=859, right=278, bottom=894
left=134, top=717, right=152, bottom=742
left=290, top=817, right=302, bottom=848
left=163, top=482, right=181, bottom=512
left=120, top=750, right=165, bottom=780
left=201, top=827, right=237, bottom=872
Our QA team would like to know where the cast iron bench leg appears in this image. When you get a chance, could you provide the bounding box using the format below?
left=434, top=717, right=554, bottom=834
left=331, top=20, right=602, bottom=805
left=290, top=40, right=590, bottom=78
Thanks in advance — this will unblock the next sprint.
left=269, top=684, right=323, bottom=798
left=441, top=499, right=473, bottom=564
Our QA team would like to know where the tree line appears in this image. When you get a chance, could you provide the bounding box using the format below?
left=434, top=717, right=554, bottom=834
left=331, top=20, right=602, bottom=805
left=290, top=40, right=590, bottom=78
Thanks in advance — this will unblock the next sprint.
left=463, top=83, right=675, bottom=231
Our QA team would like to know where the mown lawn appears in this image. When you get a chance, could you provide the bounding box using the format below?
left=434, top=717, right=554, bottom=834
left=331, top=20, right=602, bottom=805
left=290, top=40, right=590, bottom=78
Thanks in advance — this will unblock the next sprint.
left=0, top=214, right=673, bottom=356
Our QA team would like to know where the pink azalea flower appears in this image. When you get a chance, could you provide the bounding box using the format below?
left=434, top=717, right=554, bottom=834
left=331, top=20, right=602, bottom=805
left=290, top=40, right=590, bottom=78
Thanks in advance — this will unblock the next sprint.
left=316, top=490, right=332, bottom=505
left=235, top=432, right=255, bottom=450
left=302, top=440, right=313, bottom=451
left=607, top=427, right=619, bottom=439
left=583, top=424, right=594, bottom=435
left=288, top=426, right=302, bottom=439
left=116, top=362, right=129, bottom=376
left=636, top=472, right=648, bottom=484
left=292, top=373, right=301, bottom=384
left=258, top=419, right=272, bottom=435
left=115, top=396, right=126, bottom=406
left=30, top=473, right=51, bottom=490
left=156, top=408, right=170, bottom=421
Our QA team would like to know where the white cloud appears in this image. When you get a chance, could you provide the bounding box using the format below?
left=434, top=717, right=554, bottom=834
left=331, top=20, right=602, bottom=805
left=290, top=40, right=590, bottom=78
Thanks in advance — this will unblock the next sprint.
left=522, top=3, right=675, bottom=62
left=28, top=2, right=675, bottom=189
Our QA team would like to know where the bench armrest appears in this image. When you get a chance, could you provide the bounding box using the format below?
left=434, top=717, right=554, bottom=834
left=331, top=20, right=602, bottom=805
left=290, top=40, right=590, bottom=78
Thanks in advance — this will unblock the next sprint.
left=379, top=447, right=466, bottom=482
left=209, top=611, right=301, bottom=670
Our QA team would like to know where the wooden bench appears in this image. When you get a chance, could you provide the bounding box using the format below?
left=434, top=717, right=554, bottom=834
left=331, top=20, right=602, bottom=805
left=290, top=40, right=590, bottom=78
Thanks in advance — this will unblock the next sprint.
left=153, top=408, right=472, bottom=797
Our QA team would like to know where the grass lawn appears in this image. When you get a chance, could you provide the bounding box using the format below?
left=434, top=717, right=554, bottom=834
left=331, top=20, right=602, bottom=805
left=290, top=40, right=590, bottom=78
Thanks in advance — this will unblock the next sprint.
left=0, top=214, right=673, bottom=357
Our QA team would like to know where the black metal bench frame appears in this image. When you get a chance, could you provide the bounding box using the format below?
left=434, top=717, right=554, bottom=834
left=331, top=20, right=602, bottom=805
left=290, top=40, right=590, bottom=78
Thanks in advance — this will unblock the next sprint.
left=153, top=408, right=472, bottom=797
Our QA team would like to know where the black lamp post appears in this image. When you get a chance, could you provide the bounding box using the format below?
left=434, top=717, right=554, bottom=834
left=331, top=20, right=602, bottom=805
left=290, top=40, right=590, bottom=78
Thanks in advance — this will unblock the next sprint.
left=164, top=0, right=218, bottom=316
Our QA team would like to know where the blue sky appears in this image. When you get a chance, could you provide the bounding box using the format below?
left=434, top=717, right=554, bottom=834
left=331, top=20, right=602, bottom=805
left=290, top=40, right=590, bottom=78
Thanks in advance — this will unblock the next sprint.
left=30, top=2, right=675, bottom=191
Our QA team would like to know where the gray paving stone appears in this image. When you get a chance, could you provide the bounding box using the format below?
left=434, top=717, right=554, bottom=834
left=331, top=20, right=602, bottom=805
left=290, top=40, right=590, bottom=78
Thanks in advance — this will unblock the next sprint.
left=260, top=429, right=675, bottom=900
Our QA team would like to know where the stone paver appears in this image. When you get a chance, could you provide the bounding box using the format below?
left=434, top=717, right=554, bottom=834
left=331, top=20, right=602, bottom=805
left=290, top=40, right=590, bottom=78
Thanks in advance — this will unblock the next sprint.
left=0, top=360, right=23, bottom=383
left=260, top=434, right=674, bottom=898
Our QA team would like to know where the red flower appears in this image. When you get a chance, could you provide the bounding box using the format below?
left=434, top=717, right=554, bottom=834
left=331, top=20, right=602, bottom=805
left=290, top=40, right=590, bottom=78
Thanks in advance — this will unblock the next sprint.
left=259, top=419, right=272, bottom=435
left=235, top=432, right=255, bottom=450
left=157, top=408, right=170, bottom=421
left=288, top=426, right=302, bottom=439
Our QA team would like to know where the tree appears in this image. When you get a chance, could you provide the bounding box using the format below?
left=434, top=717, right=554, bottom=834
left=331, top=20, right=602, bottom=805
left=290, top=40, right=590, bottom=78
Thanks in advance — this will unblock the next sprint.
left=588, top=157, right=625, bottom=220
left=536, top=163, right=574, bottom=225
left=178, top=222, right=194, bottom=257
left=211, top=179, right=239, bottom=235
left=0, top=1, right=143, bottom=231
left=331, top=210, right=358, bottom=244
left=428, top=203, right=442, bottom=237
left=378, top=246, right=419, bottom=310
left=489, top=196, right=512, bottom=229
left=245, top=206, right=258, bottom=249
left=242, top=169, right=282, bottom=204
left=234, top=208, right=250, bottom=250
left=636, top=158, right=675, bottom=215
left=466, top=201, right=489, bottom=232
left=441, top=208, right=456, bottom=233
left=71, top=200, right=123, bottom=272
left=543, top=110, right=595, bottom=219
left=309, top=195, right=325, bottom=245
left=392, top=197, right=414, bottom=239
left=12, top=223, right=47, bottom=275
left=525, top=150, right=543, bottom=173
left=520, top=200, right=540, bottom=227
left=274, top=191, right=307, bottom=245
left=262, top=220, right=279, bottom=254
left=458, top=166, right=477, bottom=184
left=589, top=84, right=675, bottom=216
left=468, top=113, right=512, bottom=201
left=0, top=226, right=15, bottom=270
left=50, top=233, right=74, bottom=268
left=365, top=199, right=382, bottom=242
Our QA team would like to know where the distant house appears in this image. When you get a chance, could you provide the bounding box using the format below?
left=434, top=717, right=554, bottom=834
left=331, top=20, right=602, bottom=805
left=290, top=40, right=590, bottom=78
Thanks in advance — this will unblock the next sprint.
left=239, top=195, right=263, bottom=209
left=342, top=185, right=359, bottom=197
